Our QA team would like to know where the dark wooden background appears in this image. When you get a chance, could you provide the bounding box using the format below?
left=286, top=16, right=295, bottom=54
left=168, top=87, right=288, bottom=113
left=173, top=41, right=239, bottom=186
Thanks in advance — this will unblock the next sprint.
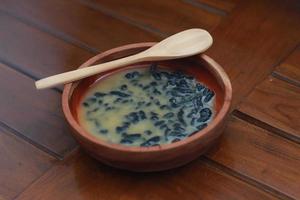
left=0, top=0, right=299, bottom=199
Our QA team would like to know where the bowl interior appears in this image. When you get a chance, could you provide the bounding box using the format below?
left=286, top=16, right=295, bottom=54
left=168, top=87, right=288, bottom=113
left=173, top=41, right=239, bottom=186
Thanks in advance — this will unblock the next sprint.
left=65, top=45, right=227, bottom=149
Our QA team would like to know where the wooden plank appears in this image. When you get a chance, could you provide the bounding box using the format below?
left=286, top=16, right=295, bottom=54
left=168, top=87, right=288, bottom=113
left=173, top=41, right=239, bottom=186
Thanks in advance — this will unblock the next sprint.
left=237, top=76, right=300, bottom=140
left=0, top=63, right=77, bottom=157
left=16, top=151, right=276, bottom=200
left=0, top=1, right=299, bottom=198
left=0, top=0, right=159, bottom=53
left=79, top=0, right=221, bottom=34
left=193, top=0, right=237, bottom=12
left=0, top=12, right=93, bottom=80
left=0, top=125, right=54, bottom=200
left=274, top=46, right=300, bottom=86
left=206, top=116, right=300, bottom=199
left=205, top=0, right=300, bottom=107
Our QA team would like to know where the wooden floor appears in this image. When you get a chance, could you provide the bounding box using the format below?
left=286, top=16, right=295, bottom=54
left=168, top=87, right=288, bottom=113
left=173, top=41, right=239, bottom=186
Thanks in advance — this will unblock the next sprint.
left=0, top=0, right=299, bottom=199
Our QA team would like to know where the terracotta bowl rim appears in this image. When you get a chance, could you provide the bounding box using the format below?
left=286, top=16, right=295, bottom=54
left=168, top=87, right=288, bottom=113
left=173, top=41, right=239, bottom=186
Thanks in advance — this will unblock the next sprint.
left=62, top=42, right=232, bottom=153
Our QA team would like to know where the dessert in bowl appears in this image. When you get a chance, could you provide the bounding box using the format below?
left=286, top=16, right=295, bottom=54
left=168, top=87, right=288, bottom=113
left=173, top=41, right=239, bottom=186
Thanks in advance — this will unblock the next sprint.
left=62, top=42, right=232, bottom=172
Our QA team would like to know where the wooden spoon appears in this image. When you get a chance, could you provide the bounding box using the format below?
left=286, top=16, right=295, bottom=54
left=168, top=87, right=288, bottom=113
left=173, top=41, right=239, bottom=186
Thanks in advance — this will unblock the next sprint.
left=35, top=28, right=213, bottom=89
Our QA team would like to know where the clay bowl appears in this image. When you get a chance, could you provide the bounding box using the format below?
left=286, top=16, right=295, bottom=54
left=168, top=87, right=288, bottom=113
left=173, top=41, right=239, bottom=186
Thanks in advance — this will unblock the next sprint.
left=62, top=42, right=232, bottom=172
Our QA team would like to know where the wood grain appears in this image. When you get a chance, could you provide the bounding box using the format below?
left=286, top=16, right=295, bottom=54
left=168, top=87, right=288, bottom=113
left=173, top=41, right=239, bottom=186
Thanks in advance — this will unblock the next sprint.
left=16, top=151, right=276, bottom=200
left=0, top=12, right=93, bottom=80
left=0, top=63, right=77, bottom=157
left=79, top=0, right=221, bottom=35
left=0, top=125, right=54, bottom=200
left=274, top=46, right=300, bottom=87
left=0, top=0, right=159, bottom=52
left=193, top=0, right=236, bottom=12
left=206, top=116, right=300, bottom=199
left=237, top=76, right=300, bottom=140
left=206, top=0, right=300, bottom=107
left=0, top=0, right=299, bottom=198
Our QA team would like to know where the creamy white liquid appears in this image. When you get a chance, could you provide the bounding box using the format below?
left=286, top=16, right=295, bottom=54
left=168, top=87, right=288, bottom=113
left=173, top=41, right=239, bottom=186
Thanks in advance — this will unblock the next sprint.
left=78, top=66, right=215, bottom=147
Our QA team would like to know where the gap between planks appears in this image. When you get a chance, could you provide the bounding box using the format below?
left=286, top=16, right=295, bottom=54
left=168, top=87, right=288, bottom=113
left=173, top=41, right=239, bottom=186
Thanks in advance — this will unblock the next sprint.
left=11, top=147, right=79, bottom=200
left=0, top=120, right=62, bottom=160
left=0, top=9, right=100, bottom=54
left=202, top=156, right=294, bottom=200
left=272, top=71, right=300, bottom=88
left=78, top=0, right=167, bottom=38
left=11, top=149, right=79, bottom=200
left=182, top=0, right=228, bottom=16
left=271, top=43, right=300, bottom=88
left=0, top=58, right=62, bottom=93
left=233, top=110, right=300, bottom=145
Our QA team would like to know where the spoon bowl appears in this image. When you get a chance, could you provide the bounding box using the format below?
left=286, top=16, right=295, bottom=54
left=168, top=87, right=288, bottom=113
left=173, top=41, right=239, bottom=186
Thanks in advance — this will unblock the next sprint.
left=143, top=29, right=213, bottom=59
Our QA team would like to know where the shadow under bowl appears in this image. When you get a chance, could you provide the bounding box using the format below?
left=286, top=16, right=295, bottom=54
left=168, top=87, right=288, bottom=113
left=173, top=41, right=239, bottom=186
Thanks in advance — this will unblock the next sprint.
left=62, top=42, right=232, bottom=172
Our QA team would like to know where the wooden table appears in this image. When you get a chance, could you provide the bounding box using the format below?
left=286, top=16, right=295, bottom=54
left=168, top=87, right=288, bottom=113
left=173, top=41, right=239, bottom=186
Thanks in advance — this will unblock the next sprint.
left=0, top=0, right=299, bottom=199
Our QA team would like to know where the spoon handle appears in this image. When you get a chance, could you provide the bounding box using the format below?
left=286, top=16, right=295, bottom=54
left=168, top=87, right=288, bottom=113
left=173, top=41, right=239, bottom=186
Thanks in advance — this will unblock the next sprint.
left=35, top=53, right=146, bottom=89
